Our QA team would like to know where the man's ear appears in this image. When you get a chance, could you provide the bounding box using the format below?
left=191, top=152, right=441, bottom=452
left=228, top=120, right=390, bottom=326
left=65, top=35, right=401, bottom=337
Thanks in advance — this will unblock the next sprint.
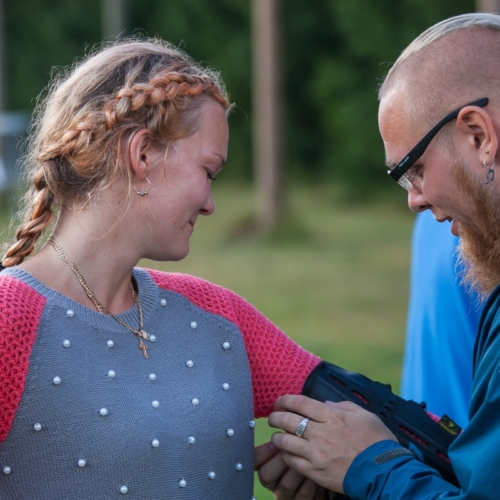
left=128, top=128, right=153, bottom=179
left=456, top=106, right=498, bottom=163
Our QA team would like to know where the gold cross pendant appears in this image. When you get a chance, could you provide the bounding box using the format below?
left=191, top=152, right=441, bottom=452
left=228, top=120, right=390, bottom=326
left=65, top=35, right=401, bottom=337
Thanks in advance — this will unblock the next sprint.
left=138, top=339, right=148, bottom=359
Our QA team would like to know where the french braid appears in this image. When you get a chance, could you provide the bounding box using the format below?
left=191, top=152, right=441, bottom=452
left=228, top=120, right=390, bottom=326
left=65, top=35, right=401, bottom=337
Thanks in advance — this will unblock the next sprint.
left=2, top=170, right=54, bottom=267
left=2, top=39, right=232, bottom=266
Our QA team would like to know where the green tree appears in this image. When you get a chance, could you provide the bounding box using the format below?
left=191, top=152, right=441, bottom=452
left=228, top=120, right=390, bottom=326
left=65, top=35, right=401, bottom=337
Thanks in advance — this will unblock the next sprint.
left=6, top=0, right=101, bottom=110
left=283, top=0, right=474, bottom=195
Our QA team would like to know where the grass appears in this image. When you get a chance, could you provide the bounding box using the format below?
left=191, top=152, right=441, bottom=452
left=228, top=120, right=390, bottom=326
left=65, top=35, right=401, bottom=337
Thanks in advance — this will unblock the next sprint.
left=0, top=182, right=415, bottom=499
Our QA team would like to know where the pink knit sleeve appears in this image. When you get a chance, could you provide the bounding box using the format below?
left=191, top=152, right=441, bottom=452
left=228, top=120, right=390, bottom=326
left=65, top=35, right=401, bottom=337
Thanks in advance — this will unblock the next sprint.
left=0, top=275, right=45, bottom=442
left=148, top=270, right=321, bottom=418
left=225, top=287, right=322, bottom=417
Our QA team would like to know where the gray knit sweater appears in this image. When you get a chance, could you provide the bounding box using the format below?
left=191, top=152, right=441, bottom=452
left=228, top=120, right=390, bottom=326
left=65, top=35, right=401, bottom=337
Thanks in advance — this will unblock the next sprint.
left=0, top=267, right=320, bottom=499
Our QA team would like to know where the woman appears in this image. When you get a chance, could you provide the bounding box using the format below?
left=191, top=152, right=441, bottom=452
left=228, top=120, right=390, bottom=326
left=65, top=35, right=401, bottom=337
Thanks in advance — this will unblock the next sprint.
left=0, top=39, right=323, bottom=499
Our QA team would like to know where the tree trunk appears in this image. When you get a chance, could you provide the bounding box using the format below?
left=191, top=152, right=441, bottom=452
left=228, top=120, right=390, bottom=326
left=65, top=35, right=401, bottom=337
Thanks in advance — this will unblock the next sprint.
left=251, top=0, right=283, bottom=235
left=101, top=0, right=127, bottom=39
left=0, top=0, right=7, bottom=199
left=476, top=0, right=500, bottom=12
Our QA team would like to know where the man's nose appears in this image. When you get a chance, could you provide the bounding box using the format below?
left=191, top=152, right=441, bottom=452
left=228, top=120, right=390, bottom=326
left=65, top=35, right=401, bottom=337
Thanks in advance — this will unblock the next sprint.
left=407, top=185, right=431, bottom=213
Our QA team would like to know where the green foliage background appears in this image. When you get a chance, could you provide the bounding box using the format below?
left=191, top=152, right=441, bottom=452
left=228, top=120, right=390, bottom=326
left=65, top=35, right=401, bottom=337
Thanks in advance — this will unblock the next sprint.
left=5, top=0, right=474, bottom=195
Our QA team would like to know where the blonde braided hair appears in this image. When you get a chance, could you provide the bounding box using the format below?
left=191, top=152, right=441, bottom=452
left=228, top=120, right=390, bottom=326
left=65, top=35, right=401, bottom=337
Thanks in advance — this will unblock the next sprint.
left=3, top=39, right=232, bottom=267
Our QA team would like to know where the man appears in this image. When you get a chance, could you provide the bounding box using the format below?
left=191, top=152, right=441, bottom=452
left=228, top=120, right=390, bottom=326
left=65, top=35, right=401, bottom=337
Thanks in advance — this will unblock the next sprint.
left=265, top=12, right=500, bottom=499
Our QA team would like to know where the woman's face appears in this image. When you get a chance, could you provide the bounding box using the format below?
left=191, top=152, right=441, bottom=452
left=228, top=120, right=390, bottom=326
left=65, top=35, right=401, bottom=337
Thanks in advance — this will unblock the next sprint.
left=138, top=100, right=229, bottom=262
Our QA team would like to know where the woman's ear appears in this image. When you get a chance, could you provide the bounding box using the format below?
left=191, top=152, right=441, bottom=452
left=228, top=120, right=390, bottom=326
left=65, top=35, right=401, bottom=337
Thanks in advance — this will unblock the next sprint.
left=456, top=106, right=499, bottom=163
left=128, top=128, right=153, bottom=179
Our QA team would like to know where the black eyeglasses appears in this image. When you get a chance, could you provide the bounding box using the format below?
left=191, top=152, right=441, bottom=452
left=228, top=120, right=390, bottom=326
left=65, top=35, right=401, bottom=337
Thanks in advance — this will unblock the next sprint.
left=387, top=97, right=489, bottom=190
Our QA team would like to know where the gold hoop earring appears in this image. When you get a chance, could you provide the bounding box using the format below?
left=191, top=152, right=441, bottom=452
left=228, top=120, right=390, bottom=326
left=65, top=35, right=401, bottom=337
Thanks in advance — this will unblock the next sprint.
left=483, top=159, right=495, bottom=185
left=133, top=177, right=151, bottom=196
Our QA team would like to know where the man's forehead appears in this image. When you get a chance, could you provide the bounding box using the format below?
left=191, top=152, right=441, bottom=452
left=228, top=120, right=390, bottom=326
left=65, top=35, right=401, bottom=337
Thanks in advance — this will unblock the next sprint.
left=378, top=85, right=410, bottom=129
left=378, top=93, right=417, bottom=166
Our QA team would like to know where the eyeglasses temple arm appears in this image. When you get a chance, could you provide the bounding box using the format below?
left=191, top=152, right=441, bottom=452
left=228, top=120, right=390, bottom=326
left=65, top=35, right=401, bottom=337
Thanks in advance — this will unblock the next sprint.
left=388, top=97, right=489, bottom=181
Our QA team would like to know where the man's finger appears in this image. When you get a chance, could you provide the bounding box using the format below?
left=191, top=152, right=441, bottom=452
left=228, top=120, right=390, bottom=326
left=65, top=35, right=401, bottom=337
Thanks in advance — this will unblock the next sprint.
left=280, top=448, right=313, bottom=476
left=268, top=410, right=310, bottom=436
left=274, top=394, right=343, bottom=423
left=256, top=446, right=289, bottom=487
left=271, top=430, right=311, bottom=458
left=271, top=462, right=316, bottom=498
left=254, top=441, right=280, bottom=470
left=293, top=477, right=320, bottom=499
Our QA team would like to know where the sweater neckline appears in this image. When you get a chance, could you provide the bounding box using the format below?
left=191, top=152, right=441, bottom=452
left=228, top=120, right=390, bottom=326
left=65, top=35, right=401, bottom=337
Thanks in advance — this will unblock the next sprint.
left=1, top=266, right=160, bottom=333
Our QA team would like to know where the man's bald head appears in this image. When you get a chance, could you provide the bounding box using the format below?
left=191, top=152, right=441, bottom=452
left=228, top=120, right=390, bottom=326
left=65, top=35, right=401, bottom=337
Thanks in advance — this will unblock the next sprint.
left=380, top=13, right=500, bottom=132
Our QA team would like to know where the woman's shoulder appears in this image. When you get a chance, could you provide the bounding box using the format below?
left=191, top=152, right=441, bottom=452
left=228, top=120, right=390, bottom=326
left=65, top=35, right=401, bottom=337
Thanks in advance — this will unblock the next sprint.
left=142, top=268, right=245, bottom=320
left=1, top=270, right=47, bottom=306
left=144, top=268, right=235, bottom=296
left=0, top=270, right=47, bottom=328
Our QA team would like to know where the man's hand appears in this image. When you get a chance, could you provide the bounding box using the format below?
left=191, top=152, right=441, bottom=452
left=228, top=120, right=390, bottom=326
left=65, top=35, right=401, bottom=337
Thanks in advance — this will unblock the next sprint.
left=255, top=441, right=334, bottom=499
left=268, top=395, right=397, bottom=493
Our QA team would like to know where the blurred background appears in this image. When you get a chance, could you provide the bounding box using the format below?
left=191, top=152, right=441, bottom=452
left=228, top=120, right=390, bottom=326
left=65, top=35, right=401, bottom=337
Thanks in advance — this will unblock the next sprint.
left=0, top=0, right=493, bottom=497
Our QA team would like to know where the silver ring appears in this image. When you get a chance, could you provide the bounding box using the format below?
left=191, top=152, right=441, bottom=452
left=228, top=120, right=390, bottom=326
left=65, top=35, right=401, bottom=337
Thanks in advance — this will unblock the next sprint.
left=295, top=417, right=310, bottom=438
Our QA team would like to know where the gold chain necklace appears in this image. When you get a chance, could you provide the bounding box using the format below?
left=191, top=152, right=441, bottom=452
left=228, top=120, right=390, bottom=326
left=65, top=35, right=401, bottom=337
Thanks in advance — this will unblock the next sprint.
left=47, top=237, right=149, bottom=358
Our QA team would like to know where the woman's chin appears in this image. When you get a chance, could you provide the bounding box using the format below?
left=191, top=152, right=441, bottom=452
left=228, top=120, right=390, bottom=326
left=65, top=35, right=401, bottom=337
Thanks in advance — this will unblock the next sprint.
left=165, top=245, right=190, bottom=263
left=143, top=245, right=190, bottom=264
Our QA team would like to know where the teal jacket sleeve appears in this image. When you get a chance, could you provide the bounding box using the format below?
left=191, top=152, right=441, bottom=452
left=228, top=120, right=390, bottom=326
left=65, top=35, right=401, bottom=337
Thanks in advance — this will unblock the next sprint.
left=344, top=440, right=459, bottom=499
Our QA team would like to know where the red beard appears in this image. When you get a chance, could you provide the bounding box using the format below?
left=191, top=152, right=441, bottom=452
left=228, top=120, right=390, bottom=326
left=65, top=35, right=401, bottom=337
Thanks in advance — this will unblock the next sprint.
left=453, top=156, right=500, bottom=299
